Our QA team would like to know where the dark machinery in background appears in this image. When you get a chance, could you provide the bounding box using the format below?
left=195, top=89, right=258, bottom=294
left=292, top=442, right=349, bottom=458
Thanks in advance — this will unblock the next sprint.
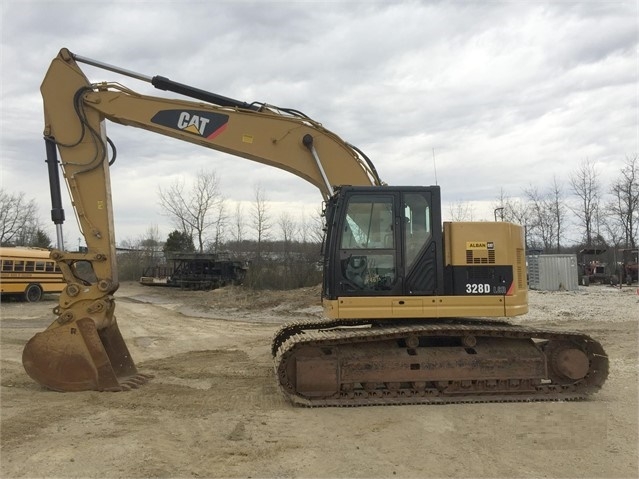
left=139, top=252, right=247, bottom=290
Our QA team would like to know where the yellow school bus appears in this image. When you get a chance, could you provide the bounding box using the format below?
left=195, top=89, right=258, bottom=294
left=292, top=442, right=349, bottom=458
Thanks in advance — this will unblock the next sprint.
left=0, top=247, right=66, bottom=301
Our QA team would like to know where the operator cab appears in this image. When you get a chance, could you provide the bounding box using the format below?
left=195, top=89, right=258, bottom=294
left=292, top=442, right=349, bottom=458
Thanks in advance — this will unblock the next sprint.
left=322, top=186, right=444, bottom=300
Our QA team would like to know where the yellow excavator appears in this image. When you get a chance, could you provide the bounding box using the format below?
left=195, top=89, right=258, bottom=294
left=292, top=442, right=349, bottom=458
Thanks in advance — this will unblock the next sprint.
left=22, top=48, right=608, bottom=405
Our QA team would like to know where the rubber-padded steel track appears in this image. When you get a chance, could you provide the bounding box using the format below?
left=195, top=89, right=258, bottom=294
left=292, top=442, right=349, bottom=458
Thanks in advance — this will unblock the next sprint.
left=272, top=320, right=608, bottom=407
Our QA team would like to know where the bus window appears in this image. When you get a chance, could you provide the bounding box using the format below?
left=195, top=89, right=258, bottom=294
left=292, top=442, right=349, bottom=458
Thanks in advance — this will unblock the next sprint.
left=0, top=247, right=66, bottom=300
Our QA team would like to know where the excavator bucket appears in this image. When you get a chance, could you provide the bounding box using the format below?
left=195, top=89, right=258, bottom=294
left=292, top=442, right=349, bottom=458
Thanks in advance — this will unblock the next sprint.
left=22, top=317, right=149, bottom=392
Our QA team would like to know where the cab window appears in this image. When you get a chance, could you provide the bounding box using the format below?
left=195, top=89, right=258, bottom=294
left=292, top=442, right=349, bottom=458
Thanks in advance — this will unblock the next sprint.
left=341, top=196, right=394, bottom=249
left=403, top=193, right=432, bottom=269
left=339, top=195, right=396, bottom=292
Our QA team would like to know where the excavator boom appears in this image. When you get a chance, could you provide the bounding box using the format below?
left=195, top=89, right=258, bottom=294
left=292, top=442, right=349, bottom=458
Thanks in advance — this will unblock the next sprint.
left=23, top=48, right=381, bottom=392
left=45, top=49, right=382, bottom=199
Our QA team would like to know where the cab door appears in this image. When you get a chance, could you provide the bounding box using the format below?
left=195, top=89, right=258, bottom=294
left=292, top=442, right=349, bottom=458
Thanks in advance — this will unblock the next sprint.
left=334, top=191, right=402, bottom=296
left=401, top=190, right=443, bottom=295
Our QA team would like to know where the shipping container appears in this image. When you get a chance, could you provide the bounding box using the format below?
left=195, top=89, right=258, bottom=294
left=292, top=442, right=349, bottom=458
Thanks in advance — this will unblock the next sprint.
left=527, top=254, right=579, bottom=291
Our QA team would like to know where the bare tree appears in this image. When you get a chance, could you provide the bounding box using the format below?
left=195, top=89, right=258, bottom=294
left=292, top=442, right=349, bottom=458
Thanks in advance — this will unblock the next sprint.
left=492, top=188, right=509, bottom=222
left=158, top=179, right=191, bottom=235
left=493, top=188, right=530, bottom=224
left=231, top=202, right=245, bottom=244
left=493, top=188, right=533, bottom=248
left=245, top=184, right=272, bottom=289
left=158, top=169, right=225, bottom=252
left=606, top=155, right=638, bottom=249
left=251, top=184, right=271, bottom=257
left=211, top=200, right=227, bottom=252
left=306, top=207, right=326, bottom=245
left=569, top=158, right=601, bottom=246
left=601, top=214, right=624, bottom=249
left=278, top=211, right=296, bottom=279
left=524, top=178, right=569, bottom=253
left=139, top=224, right=163, bottom=270
left=524, top=185, right=556, bottom=252
left=448, top=200, right=474, bottom=221
left=0, top=189, right=39, bottom=246
left=278, top=211, right=296, bottom=247
left=297, top=209, right=322, bottom=244
left=548, top=175, right=568, bottom=253
left=297, top=212, right=309, bottom=244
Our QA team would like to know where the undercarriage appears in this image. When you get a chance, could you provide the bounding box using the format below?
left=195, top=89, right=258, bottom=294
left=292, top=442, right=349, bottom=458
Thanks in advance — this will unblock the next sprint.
left=272, top=319, right=609, bottom=406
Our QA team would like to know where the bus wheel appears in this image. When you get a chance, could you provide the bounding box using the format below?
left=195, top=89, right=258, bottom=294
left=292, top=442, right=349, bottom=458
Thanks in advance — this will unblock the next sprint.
left=24, top=284, right=43, bottom=302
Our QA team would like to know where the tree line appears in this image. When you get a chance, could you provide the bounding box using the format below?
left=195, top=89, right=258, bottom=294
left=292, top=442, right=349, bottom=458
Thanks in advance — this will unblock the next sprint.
left=2, top=155, right=637, bottom=287
left=152, top=157, right=637, bottom=258
left=456, top=155, right=637, bottom=253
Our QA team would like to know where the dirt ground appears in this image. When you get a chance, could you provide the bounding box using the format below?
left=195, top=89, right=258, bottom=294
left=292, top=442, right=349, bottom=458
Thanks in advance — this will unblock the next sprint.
left=1, top=282, right=637, bottom=478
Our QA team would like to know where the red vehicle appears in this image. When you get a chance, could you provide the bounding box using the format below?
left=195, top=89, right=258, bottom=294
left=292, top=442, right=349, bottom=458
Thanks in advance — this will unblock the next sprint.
left=579, top=248, right=611, bottom=285
left=620, top=248, right=638, bottom=285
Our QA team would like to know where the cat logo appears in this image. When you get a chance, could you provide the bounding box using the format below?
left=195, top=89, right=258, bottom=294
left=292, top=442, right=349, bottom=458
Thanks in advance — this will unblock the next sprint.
left=177, top=112, right=210, bottom=135
left=151, top=110, right=229, bottom=139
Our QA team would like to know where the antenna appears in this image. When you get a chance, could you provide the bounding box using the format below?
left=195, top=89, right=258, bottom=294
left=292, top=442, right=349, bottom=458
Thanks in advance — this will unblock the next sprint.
left=432, top=148, right=438, bottom=185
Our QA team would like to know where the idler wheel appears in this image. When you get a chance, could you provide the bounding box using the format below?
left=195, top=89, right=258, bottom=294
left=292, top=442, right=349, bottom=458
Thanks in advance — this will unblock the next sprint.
left=405, top=334, right=420, bottom=349
left=545, top=341, right=590, bottom=383
left=462, top=335, right=477, bottom=348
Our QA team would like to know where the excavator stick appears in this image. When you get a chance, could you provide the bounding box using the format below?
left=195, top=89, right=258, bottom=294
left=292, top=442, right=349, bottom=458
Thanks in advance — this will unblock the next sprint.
left=22, top=316, right=149, bottom=392
left=23, top=51, right=154, bottom=393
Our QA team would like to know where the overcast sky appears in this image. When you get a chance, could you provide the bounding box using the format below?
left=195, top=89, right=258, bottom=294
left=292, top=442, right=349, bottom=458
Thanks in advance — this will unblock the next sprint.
left=1, top=1, right=637, bottom=249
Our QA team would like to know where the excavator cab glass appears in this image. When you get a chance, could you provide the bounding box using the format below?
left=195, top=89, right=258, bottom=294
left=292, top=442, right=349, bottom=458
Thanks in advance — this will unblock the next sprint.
left=340, top=194, right=396, bottom=292
left=403, top=192, right=432, bottom=269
